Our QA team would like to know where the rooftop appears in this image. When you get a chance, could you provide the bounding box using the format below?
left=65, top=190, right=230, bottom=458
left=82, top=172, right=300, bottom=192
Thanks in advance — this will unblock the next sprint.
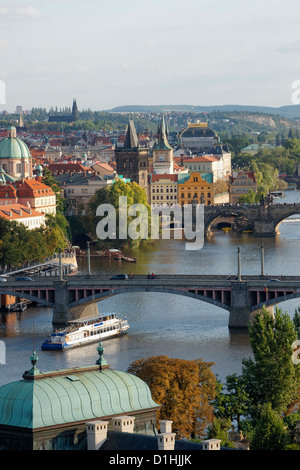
left=0, top=344, right=160, bottom=430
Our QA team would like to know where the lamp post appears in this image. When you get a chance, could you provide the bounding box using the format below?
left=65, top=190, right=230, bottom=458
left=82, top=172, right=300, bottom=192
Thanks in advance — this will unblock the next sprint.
left=87, top=241, right=91, bottom=276
left=59, top=248, right=63, bottom=281
left=237, top=247, right=241, bottom=281
left=261, top=242, right=265, bottom=277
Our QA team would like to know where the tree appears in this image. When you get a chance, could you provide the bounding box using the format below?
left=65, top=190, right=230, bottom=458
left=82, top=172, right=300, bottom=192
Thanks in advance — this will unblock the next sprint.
left=88, top=179, right=151, bottom=249
left=205, top=417, right=235, bottom=448
left=42, top=167, right=66, bottom=214
left=250, top=403, right=290, bottom=450
left=214, top=374, right=250, bottom=428
left=238, top=190, right=260, bottom=204
left=241, top=307, right=300, bottom=416
left=127, top=355, right=216, bottom=439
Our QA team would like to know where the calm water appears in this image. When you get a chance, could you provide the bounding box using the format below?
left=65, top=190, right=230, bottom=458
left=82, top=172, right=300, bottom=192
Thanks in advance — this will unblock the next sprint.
left=1, top=190, right=300, bottom=386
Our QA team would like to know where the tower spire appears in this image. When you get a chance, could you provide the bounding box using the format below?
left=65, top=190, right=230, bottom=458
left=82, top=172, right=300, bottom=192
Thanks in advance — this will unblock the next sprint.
left=124, top=118, right=138, bottom=149
left=154, top=113, right=172, bottom=150
left=72, top=98, right=79, bottom=121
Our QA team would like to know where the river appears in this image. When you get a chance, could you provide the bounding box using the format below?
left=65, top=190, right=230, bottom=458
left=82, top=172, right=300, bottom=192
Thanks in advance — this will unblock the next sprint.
left=1, top=190, right=300, bottom=386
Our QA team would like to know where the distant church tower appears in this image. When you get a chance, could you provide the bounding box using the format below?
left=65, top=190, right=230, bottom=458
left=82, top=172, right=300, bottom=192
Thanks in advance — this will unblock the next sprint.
left=72, top=98, right=79, bottom=121
left=152, top=114, right=173, bottom=174
left=115, top=118, right=149, bottom=192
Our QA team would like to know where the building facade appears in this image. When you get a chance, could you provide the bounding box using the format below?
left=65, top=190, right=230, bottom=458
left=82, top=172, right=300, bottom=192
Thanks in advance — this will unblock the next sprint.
left=14, top=178, right=56, bottom=215
left=178, top=172, right=214, bottom=206
left=179, top=122, right=219, bottom=154
left=229, top=170, right=257, bottom=204
left=178, top=122, right=231, bottom=179
left=150, top=174, right=178, bottom=208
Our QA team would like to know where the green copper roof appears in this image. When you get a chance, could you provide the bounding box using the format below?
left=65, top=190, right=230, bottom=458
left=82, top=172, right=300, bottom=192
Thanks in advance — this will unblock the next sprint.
left=0, top=127, right=31, bottom=160
left=0, top=345, right=159, bottom=430
left=152, top=114, right=173, bottom=151
left=0, top=168, right=18, bottom=183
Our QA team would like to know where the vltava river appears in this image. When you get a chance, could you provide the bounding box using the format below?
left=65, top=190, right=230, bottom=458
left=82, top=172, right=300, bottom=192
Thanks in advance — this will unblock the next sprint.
left=1, top=190, right=300, bottom=386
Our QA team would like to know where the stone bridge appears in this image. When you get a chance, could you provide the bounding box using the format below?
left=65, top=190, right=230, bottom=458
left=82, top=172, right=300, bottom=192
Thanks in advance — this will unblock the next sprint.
left=204, top=203, right=300, bottom=236
left=1, top=274, right=300, bottom=328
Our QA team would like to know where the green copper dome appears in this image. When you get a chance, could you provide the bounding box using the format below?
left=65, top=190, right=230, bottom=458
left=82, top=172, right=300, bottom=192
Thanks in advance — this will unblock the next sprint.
left=0, top=345, right=159, bottom=430
left=0, top=126, right=31, bottom=160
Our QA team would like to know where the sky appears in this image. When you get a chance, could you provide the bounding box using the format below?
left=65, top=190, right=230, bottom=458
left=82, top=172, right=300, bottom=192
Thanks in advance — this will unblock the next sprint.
left=1, top=0, right=300, bottom=112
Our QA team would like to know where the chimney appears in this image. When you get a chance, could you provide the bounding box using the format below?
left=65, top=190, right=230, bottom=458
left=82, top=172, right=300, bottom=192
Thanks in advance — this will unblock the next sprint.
left=201, top=439, right=221, bottom=450
left=112, top=415, right=135, bottom=433
left=157, top=420, right=176, bottom=451
left=86, top=420, right=109, bottom=450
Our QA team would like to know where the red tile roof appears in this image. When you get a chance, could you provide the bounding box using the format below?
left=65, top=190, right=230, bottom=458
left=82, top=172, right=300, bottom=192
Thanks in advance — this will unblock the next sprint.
left=14, top=178, right=55, bottom=197
left=151, top=174, right=178, bottom=182
left=0, top=204, right=43, bottom=221
left=47, top=163, right=93, bottom=174
left=174, top=155, right=219, bottom=163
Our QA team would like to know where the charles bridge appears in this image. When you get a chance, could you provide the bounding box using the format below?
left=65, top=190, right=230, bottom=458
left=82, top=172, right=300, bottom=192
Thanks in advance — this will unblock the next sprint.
left=204, top=203, right=300, bottom=236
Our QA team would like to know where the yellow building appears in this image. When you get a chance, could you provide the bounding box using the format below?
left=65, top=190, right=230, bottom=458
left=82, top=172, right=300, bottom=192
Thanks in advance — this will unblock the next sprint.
left=178, top=172, right=213, bottom=206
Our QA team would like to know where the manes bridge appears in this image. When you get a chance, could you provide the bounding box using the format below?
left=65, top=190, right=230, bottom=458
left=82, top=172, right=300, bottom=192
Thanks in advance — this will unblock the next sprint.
left=1, top=272, right=300, bottom=328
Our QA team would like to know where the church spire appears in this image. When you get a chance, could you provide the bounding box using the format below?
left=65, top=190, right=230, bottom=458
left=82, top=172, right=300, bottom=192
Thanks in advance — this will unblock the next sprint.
left=153, top=113, right=172, bottom=151
left=72, top=98, right=79, bottom=121
left=123, top=118, right=139, bottom=149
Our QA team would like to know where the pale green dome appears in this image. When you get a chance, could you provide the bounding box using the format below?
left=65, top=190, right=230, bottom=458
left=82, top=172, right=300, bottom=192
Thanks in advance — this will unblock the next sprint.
left=0, top=345, right=159, bottom=430
left=0, top=126, right=31, bottom=160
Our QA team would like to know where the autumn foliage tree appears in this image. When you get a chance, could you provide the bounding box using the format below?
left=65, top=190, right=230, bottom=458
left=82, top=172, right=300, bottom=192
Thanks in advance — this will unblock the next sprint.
left=127, top=355, right=216, bottom=439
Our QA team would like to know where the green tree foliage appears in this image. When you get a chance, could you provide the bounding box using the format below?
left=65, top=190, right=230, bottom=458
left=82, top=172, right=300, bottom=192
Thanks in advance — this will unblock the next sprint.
left=42, top=167, right=66, bottom=214
left=250, top=403, right=290, bottom=450
left=214, top=374, right=250, bottom=427
left=88, top=179, right=151, bottom=249
left=238, top=190, right=261, bottom=204
left=0, top=216, right=67, bottom=269
left=241, top=307, right=300, bottom=416
left=205, top=417, right=235, bottom=448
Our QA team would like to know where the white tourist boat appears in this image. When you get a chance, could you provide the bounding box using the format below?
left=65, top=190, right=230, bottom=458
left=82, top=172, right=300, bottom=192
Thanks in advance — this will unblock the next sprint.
left=41, top=313, right=130, bottom=350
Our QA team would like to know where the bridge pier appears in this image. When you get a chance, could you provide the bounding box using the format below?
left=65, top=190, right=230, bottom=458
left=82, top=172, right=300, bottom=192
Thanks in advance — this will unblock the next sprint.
left=253, top=220, right=278, bottom=237
left=52, top=280, right=101, bottom=324
left=228, top=282, right=251, bottom=328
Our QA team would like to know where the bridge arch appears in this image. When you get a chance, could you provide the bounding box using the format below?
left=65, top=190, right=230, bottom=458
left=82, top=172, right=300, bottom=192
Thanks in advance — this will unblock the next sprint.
left=273, top=211, right=300, bottom=234
left=0, top=288, right=54, bottom=308
left=250, top=291, right=300, bottom=313
left=205, top=208, right=253, bottom=235
left=68, top=286, right=231, bottom=313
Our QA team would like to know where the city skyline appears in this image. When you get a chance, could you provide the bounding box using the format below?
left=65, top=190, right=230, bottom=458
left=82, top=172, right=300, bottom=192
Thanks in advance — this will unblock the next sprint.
left=0, top=0, right=300, bottom=111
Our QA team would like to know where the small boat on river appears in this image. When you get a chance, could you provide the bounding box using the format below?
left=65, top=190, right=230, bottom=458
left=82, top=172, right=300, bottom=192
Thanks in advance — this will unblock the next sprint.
left=41, top=313, right=130, bottom=350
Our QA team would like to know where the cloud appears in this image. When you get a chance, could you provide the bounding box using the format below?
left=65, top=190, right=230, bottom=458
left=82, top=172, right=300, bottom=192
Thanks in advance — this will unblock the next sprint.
left=14, top=7, right=42, bottom=18
left=0, top=6, right=42, bottom=18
